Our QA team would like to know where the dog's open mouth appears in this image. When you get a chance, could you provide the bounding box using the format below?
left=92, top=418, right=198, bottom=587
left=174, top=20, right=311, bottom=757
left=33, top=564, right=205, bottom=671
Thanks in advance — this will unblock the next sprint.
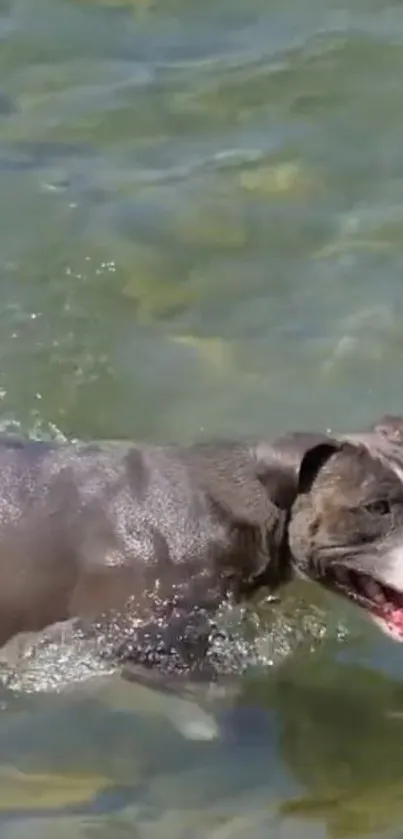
left=322, top=565, right=403, bottom=641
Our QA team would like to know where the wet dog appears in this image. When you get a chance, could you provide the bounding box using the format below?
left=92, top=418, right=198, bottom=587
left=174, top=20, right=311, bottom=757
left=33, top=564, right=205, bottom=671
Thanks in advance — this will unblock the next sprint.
left=0, top=414, right=402, bottom=688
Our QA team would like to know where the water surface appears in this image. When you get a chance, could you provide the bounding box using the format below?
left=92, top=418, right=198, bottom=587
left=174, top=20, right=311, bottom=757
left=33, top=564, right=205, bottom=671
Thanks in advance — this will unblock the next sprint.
left=1, top=0, right=403, bottom=837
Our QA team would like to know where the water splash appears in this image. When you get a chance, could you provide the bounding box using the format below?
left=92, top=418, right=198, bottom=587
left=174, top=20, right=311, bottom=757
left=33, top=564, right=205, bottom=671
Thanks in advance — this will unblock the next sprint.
left=0, top=587, right=349, bottom=697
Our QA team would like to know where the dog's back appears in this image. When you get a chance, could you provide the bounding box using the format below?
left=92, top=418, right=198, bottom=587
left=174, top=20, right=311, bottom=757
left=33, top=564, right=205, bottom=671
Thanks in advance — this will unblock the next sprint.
left=0, top=435, right=286, bottom=663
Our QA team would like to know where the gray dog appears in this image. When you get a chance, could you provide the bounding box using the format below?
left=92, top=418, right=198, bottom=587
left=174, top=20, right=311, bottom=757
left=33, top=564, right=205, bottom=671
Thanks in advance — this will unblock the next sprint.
left=0, top=414, right=402, bottom=687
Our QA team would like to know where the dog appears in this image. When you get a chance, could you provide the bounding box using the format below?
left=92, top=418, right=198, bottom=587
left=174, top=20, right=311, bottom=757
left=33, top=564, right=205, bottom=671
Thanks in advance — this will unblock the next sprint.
left=0, top=414, right=402, bottom=690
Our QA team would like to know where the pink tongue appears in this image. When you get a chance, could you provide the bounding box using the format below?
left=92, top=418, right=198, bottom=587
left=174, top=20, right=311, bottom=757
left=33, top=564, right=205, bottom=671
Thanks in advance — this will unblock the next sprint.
left=383, top=607, right=403, bottom=630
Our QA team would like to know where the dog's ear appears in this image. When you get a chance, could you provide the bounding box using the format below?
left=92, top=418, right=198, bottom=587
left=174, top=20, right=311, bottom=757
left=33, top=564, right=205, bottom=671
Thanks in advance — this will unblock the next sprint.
left=369, top=415, right=403, bottom=443
left=254, top=433, right=341, bottom=509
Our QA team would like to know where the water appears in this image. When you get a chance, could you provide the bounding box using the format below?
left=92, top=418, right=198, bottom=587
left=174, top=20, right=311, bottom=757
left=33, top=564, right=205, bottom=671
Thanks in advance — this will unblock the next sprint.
left=1, top=0, right=403, bottom=835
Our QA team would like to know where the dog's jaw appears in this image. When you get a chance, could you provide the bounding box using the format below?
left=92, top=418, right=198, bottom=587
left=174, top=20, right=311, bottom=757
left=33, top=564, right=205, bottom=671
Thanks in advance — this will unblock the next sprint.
left=368, top=543, right=403, bottom=641
left=371, top=613, right=403, bottom=642
left=290, top=552, right=403, bottom=643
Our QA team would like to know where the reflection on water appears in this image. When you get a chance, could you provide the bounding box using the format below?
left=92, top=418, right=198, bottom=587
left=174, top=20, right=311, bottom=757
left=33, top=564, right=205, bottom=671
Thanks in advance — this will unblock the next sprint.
left=1, top=0, right=403, bottom=836
left=261, top=655, right=403, bottom=838
left=4, top=623, right=403, bottom=839
left=0, top=582, right=396, bottom=839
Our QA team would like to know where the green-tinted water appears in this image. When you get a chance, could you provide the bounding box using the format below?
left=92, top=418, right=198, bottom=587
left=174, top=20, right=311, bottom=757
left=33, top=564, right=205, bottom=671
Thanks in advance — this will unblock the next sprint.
left=1, top=0, right=403, bottom=836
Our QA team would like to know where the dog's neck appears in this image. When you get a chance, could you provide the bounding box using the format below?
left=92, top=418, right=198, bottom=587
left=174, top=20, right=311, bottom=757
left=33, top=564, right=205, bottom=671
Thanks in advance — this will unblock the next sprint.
left=185, top=442, right=293, bottom=598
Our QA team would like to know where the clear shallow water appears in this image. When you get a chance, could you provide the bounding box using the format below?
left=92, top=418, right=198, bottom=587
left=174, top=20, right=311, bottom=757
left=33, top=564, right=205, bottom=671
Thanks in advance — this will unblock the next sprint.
left=2, top=0, right=403, bottom=836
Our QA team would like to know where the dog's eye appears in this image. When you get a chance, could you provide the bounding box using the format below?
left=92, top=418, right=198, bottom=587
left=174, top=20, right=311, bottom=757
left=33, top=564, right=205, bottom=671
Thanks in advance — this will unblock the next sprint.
left=364, top=499, right=391, bottom=516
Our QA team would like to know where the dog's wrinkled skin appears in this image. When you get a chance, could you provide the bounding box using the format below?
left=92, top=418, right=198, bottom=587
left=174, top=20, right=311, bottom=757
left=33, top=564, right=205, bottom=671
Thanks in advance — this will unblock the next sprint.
left=0, top=415, right=403, bottom=690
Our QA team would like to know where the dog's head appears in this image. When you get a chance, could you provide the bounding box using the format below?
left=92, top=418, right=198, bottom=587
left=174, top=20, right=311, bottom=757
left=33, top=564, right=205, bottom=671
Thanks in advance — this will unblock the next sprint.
left=256, top=417, right=403, bottom=642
